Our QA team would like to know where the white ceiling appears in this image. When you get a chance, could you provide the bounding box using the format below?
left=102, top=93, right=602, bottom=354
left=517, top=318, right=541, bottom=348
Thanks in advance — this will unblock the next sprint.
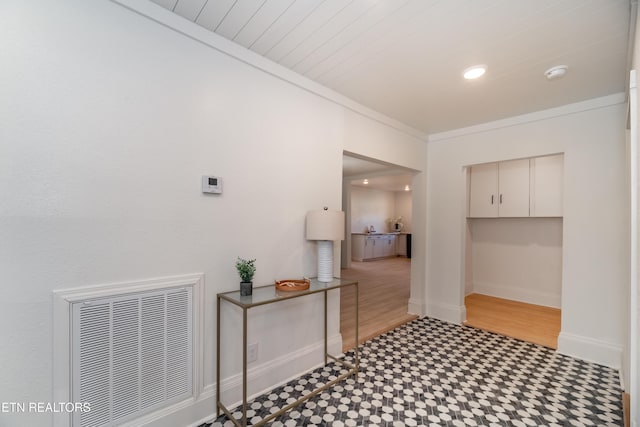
left=343, top=155, right=413, bottom=192
left=350, top=173, right=413, bottom=192
left=148, top=0, right=632, bottom=191
left=151, top=0, right=632, bottom=135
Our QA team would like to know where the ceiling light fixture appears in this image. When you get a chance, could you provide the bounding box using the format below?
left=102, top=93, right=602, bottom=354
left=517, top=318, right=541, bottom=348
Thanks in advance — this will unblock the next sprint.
left=363, top=179, right=369, bottom=185
left=463, top=65, right=487, bottom=80
left=404, top=185, right=410, bottom=191
left=544, top=65, right=568, bottom=81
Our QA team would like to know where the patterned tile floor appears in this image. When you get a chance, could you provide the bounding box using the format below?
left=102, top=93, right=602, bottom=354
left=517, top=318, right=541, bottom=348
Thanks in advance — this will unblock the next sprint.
left=207, top=317, right=623, bottom=426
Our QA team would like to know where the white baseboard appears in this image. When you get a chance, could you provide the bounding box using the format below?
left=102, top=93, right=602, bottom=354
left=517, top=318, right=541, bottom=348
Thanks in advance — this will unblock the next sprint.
left=464, top=282, right=474, bottom=297
left=557, top=331, right=623, bottom=369
left=426, top=301, right=466, bottom=324
left=138, top=334, right=343, bottom=427
left=408, top=298, right=425, bottom=316
left=128, top=386, right=215, bottom=427
left=219, top=333, right=343, bottom=409
left=473, top=281, right=561, bottom=308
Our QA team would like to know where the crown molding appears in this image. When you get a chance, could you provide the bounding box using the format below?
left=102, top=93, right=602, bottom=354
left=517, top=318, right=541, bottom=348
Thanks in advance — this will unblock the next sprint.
left=428, top=93, right=627, bottom=143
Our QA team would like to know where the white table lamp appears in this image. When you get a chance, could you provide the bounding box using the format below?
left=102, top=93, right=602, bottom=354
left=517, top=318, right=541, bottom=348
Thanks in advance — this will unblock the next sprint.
left=306, top=208, right=345, bottom=282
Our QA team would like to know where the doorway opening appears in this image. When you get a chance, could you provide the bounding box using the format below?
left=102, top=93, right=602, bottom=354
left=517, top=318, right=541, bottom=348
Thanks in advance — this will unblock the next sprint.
left=340, top=153, right=418, bottom=351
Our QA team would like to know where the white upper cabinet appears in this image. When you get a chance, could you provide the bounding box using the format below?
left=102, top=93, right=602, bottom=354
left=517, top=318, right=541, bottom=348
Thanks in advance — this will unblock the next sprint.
left=530, top=154, right=563, bottom=217
left=498, top=159, right=530, bottom=217
left=469, top=159, right=529, bottom=217
left=468, top=155, right=563, bottom=218
left=469, top=162, right=499, bottom=217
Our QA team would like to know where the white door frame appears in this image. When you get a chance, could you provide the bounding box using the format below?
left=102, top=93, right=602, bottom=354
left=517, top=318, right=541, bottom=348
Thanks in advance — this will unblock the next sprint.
left=629, top=69, right=638, bottom=427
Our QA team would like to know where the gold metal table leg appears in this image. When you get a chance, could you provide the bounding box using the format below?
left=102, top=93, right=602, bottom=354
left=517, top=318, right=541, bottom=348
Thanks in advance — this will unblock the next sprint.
left=242, top=307, right=248, bottom=426
left=216, top=295, right=221, bottom=417
left=355, top=281, right=359, bottom=371
left=324, top=290, right=328, bottom=364
left=216, top=281, right=359, bottom=427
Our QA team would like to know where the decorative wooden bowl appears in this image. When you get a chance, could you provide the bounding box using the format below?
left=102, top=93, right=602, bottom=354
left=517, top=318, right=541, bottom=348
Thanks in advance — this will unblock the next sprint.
left=275, top=278, right=311, bottom=292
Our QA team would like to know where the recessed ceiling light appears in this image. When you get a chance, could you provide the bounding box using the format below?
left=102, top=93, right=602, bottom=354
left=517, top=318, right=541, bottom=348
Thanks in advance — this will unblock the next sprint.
left=463, top=65, right=487, bottom=80
left=363, top=179, right=369, bottom=185
left=544, top=65, right=568, bottom=81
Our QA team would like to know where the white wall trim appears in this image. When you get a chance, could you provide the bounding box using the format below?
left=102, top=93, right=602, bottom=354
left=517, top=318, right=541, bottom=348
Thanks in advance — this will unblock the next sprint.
left=218, top=334, right=343, bottom=414
left=146, top=334, right=343, bottom=427
left=133, top=385, right=216, bottom=427
left=52, top=273, right=205, bottom=427
left=557, top=331, right=624, bottom=369
left=426, top=301, right=466, bottom=324
left=109, top=0, right=427, bottom=142
left=428, top=93, right=627, bottom=143
left=408, top=298, right=425, bottom=316
left=472, top=282, right=561, bottom=309
left=629, top=68, right=639, bottom=426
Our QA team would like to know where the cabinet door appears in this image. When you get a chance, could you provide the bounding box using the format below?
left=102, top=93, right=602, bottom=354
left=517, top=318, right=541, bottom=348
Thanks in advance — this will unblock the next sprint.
left=498, top=159, right=530, bottom=217
left=530, top=154, right=563, bottom=217
left=469, top=163, right=498, bottom=218
left=351, top=235, right=365, bottom=261
left=387, top=235, right=396, bottom=257
left=372, top=237, right=386, bottom=258
left=364, top=237, right=374, bottom=259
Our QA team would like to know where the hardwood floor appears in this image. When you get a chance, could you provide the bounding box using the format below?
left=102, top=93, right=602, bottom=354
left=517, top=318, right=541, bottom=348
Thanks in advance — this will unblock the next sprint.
left=339, top=259, right=561, bottom=351
left=340, top=257, right=417, bottom=352
left=464, top=293, right=561, bottom=349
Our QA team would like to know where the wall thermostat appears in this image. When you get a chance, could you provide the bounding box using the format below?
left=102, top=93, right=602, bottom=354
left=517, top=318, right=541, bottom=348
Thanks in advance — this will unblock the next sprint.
left=202, top=175, right=222, bottom=194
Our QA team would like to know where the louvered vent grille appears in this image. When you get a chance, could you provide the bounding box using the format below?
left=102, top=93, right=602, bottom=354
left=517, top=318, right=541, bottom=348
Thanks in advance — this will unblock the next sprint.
left=72, top=287, right=192, bottom=427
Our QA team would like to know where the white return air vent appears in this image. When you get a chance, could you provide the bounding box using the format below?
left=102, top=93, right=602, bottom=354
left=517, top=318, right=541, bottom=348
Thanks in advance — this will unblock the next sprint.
left=54, top=274, right=203, bottom=427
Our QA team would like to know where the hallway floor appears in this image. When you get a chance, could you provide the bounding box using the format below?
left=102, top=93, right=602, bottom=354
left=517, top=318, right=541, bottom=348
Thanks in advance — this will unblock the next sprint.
left=340, top=257, right=417, bottom=352
left=210, top=317, right=622, bottom=427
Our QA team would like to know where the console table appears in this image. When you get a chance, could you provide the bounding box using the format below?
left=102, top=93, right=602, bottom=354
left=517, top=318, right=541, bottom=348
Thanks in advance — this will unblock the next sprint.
left=216, top=278, right=359, bottom=427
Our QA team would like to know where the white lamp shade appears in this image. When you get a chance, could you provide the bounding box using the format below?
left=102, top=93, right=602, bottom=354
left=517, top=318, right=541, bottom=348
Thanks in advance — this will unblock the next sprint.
left=306, top=210, right=345, bottom=241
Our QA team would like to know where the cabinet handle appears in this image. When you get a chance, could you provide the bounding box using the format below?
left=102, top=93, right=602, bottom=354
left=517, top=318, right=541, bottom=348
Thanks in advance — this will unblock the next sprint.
left=500, top=194, right=503, bottom=204
left=491, top=195, right=494, bottom=204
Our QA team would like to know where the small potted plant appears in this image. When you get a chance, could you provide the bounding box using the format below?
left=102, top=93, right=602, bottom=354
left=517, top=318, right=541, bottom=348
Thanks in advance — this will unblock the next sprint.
left=235, top=257, right=256, bottom=296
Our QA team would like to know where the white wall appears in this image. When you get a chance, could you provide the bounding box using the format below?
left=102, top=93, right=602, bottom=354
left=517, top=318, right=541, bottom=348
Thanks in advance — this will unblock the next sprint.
left=468, top=218, right=563, bottom=308
left=395, top=191, right=413, bottom=232
left=0, top=1, right=427, bottom=426
left=426, top=96, right=628, bottom=368
left=350, top=187, right=396, bottom=233
left=349, top=187, right=412, bottom=234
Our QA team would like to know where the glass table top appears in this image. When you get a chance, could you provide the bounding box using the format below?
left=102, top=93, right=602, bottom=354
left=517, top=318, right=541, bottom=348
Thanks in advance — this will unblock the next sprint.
left=217, top=278, right=357, bottom=308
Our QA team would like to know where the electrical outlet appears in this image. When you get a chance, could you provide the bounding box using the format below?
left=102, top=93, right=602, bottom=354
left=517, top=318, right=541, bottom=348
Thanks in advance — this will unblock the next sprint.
left=247, top=343, right=258, bottom=363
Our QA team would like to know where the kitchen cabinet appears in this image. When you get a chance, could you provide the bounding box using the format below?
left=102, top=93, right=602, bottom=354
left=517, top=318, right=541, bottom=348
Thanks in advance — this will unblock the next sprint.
left=352, top=235, right=366, bottom=261
left=352, top=234, right=397, bottom=261
left=372, top=236, right=386, bottom=258
left=363, top=236, right=374, bottom=259
left=383, top=235, right=396, bottom=257
left=468, top=159, right=530, bottom=218
left=530, top=154, right=563, bottom=217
